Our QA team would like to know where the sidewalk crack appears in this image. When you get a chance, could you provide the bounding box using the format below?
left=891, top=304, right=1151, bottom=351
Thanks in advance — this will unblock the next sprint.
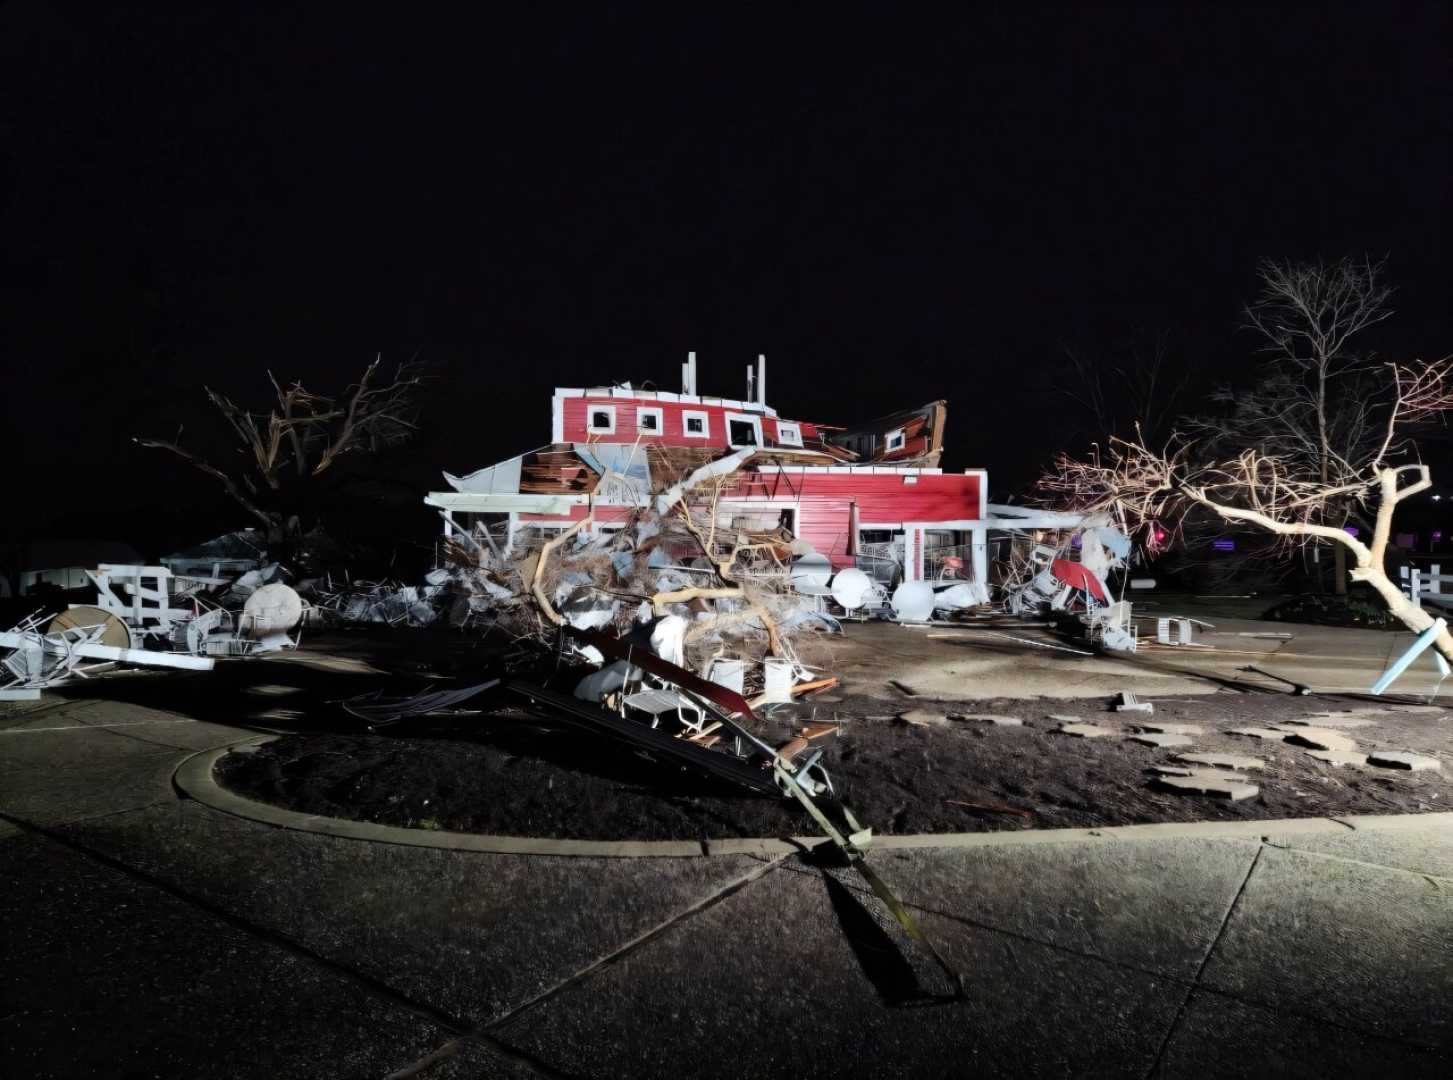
left=482, top=853, right=790, bottom=1034
left=1142, top=841, right=1264, bottom=1079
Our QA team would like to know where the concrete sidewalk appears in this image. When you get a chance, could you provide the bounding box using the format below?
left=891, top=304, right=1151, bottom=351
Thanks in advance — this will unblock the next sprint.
left=2, top=702, right=1451, bottom=1078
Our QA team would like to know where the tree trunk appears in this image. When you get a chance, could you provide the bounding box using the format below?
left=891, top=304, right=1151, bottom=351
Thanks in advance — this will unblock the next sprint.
left=1352, top=560, right=1453, bottom=663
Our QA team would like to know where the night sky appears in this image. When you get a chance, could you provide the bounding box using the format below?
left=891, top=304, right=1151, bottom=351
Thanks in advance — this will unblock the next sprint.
left=4, top=4, right=1449, bottom=557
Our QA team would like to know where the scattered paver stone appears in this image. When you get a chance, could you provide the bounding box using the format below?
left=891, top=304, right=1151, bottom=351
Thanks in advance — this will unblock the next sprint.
left=1173, top=752, right=1264, bottom=771
left=1305, top=750, right=1369, bottom=767
left=1367, top=751, right=1442, bottom=772
left=1229, top=727, right=1292, bottom=741
left=1152, top=765, right=1246, bottom=781
left=1058, top=722, right=1116, bottom=738
left=1153, top=774, right=1259, bottom=801
left=1137, top=722, right=1204, bottom=736
left=1282, top=728, right=1359, bottom=753
left=952, top=713, right=1024, bottom=727
left=1128, top=732, right=1195, bottom=748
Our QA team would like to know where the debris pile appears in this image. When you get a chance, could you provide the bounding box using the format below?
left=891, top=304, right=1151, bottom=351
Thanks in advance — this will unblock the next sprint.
left=1, top=551, right=309, bottom=696
left=429, top=462, right=842, bottom=698
left=304, top=575, right=443, bottom=628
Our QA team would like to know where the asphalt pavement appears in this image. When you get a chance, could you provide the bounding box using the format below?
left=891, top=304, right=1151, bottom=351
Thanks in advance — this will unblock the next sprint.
left=2, top=689, right=1450, bottom=1079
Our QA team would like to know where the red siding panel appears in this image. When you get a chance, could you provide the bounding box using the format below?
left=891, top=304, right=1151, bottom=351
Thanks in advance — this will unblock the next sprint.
left=796, top=496, right=854, bottom=560
left=561, top=396, right=818, bottom=447
left=728, top=472, right=981, bottom=524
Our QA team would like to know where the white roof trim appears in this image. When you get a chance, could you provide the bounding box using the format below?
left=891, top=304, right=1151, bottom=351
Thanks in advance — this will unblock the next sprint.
left=425, top=492, right=588, bottom=513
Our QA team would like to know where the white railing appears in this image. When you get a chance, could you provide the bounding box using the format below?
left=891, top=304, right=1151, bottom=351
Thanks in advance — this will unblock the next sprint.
left=1400, top=564, right=1453, bottom=606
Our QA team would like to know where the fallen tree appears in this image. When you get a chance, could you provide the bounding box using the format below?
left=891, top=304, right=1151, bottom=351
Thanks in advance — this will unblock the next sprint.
left=1040, top=357, right=1453, bottom=661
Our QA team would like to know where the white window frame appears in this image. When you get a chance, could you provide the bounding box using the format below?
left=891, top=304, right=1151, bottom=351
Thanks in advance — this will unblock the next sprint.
left=716, top=501, right=797, bottom=535
left=680, top=409, right=711, bottom=439
left=775, top=422, right=803, bottom=448
left=885, top=427, right=906, bottom=453
left=635, top=406, right=664, bottom=435
left=586, top=404, right=617, bottom=435
left=725, top=411, right=763, bottom=449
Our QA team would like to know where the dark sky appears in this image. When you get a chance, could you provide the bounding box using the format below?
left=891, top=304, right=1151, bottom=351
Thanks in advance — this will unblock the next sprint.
left=3, top=4, right=1449, bottom=553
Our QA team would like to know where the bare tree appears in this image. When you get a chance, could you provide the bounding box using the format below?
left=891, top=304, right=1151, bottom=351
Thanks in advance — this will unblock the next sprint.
left=1054, top=330, right=1191, bottom=449
left=1041, top=357, right=1453, bottom=661
left=136, top=356, right=424, bottom=549
left=1234, top=256, right=1395, bottom=591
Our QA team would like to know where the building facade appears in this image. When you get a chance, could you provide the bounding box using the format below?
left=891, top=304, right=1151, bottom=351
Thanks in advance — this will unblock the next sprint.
left=425, top=355, right=990, bottom=587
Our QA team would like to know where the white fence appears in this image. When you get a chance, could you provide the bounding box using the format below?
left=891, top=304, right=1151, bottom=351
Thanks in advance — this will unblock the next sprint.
left=1400, top=564, right=1453, bottom=606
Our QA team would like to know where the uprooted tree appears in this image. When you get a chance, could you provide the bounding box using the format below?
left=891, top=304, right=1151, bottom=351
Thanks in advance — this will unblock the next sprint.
left=136, top=356, right=424, bottom=555
left=1040, top=356, right=1453, bottom=662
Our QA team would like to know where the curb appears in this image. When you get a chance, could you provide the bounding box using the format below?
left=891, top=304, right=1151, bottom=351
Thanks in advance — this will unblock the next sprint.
left=174, top=738, right=1453, bottom=859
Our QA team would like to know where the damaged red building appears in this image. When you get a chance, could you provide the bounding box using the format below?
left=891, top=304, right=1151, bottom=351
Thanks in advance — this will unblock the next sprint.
left=425, top=354, right=997, bottom=588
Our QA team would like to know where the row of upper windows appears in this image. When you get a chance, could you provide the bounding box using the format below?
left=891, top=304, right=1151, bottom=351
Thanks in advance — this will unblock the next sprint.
left=584, top=404, right=802, bottom=448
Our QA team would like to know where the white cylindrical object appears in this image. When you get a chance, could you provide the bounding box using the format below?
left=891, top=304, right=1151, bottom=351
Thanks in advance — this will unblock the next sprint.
left=241, top=583, right=303, bottom=637
left=762, top=658, right=794, bottom=704
left=830, top=568, right=873, bottom=610
left=709, top=658, right=745, bottom=694
left=890, top=581, right=935, bottom=622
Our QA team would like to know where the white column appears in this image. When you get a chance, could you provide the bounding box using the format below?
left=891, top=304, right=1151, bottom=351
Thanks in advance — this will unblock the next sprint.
left=971, top=527, right=988, bottom=586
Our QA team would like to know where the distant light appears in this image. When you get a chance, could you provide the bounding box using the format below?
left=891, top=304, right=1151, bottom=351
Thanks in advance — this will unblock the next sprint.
left=1153, top=528, right=1167, bottom=544
left=1435, top=531, right=1444, bottom=543
left=1212, top=538, right=1235, bottom=552
left=1344, top=526, right=1360, bottom=537
left=1435, top=494, right=1443, bottom=501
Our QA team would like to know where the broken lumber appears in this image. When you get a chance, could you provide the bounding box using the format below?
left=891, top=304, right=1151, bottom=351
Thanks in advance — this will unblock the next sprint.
left=531, top=515, right=593, bottom=625
left=801, top=722, right=841, bottom=740
left=790, top=676, right=839, bottom=697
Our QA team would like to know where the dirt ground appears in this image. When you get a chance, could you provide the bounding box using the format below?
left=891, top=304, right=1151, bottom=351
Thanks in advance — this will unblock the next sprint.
left=8, top=621, right=1446, bottom=842
left=218, top=683, right=1452, bottom=841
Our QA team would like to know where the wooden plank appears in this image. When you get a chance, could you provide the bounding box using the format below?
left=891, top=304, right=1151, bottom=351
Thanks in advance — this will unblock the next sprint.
left=791, top=676, right=839, bottom=697
left=801, top=723, right=841, bottom=740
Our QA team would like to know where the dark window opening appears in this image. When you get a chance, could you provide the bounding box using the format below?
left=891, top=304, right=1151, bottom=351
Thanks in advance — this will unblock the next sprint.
left=590, top=410, right=612, bottom=429
left=686, top=416, right=704, bottom=433
left=729, top=419, right=758, bottom=445
left=640, top=413, right=658, bottom=430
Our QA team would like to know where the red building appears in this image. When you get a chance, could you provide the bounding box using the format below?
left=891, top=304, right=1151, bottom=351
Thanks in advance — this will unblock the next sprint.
left=425, top=355, right=991, bottom=586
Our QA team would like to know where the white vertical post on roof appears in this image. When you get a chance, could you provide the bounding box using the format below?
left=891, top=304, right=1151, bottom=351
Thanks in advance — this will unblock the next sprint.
left=682, top=357, right=690, bottom=395
left=756, top=354, right=767, bottom=408
left=685, top=351, right=698, bottom=396
left=746, top=364, right=756, bottom=404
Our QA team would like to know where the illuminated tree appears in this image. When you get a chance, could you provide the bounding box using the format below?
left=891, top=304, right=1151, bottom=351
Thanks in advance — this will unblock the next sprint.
left=1042, top=357, right=1453, bottom=661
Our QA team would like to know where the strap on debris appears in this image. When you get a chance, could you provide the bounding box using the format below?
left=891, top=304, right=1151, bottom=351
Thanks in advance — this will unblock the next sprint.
left=774, top=763, right=964, bottom=997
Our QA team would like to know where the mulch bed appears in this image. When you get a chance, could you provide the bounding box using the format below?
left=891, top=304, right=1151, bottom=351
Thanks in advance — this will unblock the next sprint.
left=216, top=688, right=1452, bottom=841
